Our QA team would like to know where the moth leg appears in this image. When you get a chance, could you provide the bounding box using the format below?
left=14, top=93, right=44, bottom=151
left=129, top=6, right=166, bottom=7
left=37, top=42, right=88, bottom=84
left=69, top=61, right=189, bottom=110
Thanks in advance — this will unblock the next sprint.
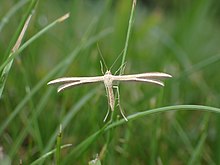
left=103, top=106, right=110, bottom=122
left=100, top=60, right=104, bottom=75
left=113, top=85, right=128, bottom=121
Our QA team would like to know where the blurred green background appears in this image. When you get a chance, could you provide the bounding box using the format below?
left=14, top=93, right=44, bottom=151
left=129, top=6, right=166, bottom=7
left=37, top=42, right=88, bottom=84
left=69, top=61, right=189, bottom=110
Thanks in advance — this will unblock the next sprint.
left=1, top=0, right=220, bottom=164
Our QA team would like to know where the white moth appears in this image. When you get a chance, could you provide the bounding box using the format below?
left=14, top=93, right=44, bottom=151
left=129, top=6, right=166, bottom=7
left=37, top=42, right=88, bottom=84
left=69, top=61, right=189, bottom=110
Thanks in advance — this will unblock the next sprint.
left=48, top=70, right=172, bottom=121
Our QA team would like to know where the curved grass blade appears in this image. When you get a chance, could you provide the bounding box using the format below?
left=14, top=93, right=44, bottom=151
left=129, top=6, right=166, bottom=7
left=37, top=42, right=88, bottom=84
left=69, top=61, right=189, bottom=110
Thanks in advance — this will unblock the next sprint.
left=63, top=105, right=220, bottom=161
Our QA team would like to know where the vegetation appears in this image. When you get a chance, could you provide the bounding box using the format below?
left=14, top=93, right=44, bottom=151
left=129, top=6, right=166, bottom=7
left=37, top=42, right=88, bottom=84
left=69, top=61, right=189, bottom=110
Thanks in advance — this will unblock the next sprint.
left=0, top=0, right=220, bottom=164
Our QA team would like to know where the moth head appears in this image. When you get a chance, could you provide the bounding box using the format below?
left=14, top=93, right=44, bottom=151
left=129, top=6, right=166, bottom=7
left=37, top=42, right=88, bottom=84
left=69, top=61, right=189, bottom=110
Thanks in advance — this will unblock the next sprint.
left=105, top=70, right=111, bottom=75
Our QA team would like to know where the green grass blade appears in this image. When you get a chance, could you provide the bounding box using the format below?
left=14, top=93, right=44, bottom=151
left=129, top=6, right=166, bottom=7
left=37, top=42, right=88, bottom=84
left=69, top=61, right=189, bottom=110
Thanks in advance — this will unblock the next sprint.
left=0, top=28, right=112, bottom=136
left=0, top=0, right=38, bottom=98
left=1, top=1, right=219, bottom=164
left=32, top=88, right=101, bottom=164
left=187, top=115, right=208, bottom=165
left=42, top=88, right=98, bottom=155
left=181, top=53, right=220, bottom=77
left=188, top=132, right=207, bottom=165
left=56, top=126, right=62, bottom=165
left=216, top=118, right=220, bottom=164
left=120, top=0, right=136, bottom=75
left=63, top=125, right=107, bottom=164
left=62, top=105, right=220, bottom=162
left=0, top=0, right=31, bottom=33
left=106, top=105, right=220, bottom=130
left=2, top=26, right=112, bottom=163
left=1, top=0, right=38, bottom=60
left=0, top=13, right=69, bottom=73
left=30, top=144, right=72, bottom=165
left=9, top=19, right=112, bottom=162
left=172, top=118, right=194, bottom=153
left=0, top=14, right=95, bottom=137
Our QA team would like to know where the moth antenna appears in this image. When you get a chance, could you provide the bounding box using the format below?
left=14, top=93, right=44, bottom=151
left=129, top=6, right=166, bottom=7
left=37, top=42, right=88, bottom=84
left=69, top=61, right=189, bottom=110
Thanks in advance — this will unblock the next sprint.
left=114, top=61, right=127, bottom=75
left=109, top=49, right=125, bottom=71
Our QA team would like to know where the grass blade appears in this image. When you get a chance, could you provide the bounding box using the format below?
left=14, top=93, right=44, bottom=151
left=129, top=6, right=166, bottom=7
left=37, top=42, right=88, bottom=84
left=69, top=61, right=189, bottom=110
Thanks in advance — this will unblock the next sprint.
left=0, top=13, right=70, bottom=73
left=55, top=126, right=62, bottom=165
left=0, top=27, right=112, bottom=136
left=62, top=105, right=220, bottom=162
left=30, top=144, right=72, bottom=165
left=0, top=0, right=31, bottom=33
left=0, top=0, right=38, bottom=98
left=120, top=0, right=136, bottom=75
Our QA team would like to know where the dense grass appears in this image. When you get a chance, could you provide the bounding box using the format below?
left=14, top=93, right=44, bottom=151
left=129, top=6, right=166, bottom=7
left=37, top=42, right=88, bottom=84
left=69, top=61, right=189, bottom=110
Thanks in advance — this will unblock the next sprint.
left=1, top=0, right=220, bottom=164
